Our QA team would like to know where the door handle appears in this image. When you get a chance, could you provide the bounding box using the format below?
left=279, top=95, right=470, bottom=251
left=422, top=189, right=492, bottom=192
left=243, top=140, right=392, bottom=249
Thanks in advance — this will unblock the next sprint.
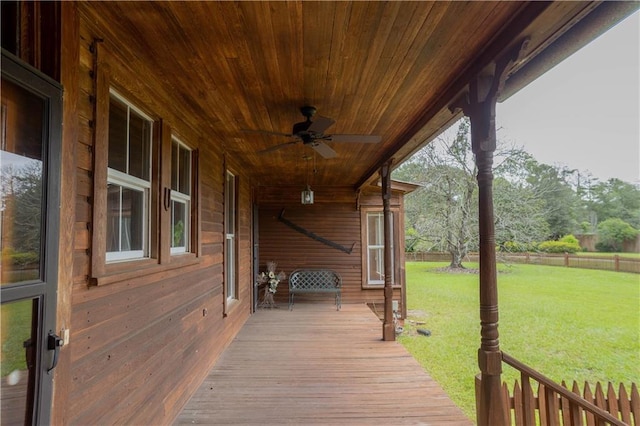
left=47, top=332, right=63, bottom=374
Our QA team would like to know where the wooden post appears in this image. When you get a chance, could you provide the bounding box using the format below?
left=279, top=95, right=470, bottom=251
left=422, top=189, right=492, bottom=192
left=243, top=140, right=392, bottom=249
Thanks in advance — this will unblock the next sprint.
left=380, top=161, right=395, bottom=341
left=451, top=40, right=528, bottom=426
left=54, top=3, right=78, bottom=425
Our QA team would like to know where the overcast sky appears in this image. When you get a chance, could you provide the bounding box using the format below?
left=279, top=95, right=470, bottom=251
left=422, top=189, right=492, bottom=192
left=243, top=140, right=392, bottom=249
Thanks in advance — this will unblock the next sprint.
left=496, top=11, right=639, bottom=185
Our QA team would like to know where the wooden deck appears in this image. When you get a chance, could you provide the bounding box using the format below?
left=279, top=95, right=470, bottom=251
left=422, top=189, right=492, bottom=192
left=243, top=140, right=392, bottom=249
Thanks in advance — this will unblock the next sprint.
left=174, top=303, right=473, bottom=425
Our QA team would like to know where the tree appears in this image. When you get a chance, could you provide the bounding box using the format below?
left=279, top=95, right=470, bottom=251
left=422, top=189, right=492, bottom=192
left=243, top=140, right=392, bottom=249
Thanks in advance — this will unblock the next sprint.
left=394, top=119, right=476, bottom=268
left=394, top=117, right=549, bottom=268
left=1, top=160, right=42, bottom=255
left=493, top=177, right=550, bottom=249
left=588, top=179, right=640, bottom=228
left=522, top=160, right=580, bottom=239
left=596, top=218, right=638, bottom=252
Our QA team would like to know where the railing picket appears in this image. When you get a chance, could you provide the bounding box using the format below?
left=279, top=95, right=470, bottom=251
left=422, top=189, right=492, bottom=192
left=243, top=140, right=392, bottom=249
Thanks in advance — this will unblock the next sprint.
left=584, top=382, right=595, bottom=426
left=502, top=381, right=513, bottom=425
left=522, top=374, right=536, bottom=426
left=594, top=382, right=607, bottom=426
left=545, top=384, right=560, bottom=426
left=539, top=383, right=548, bottom=426
left=571, top=381, right=583, bottom=426
left=513, top=380, right=524, bottom=426
left=560, top=381, right=572, bottom=425
left=607, top=382, right=620, bottom=421
left=618, top=383, right=631, bottom=424
left=630, top=383, right=640, bottom=425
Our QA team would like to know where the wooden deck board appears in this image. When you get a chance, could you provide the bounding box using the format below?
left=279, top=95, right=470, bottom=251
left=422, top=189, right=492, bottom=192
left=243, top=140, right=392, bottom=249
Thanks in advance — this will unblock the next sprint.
left=174, top=303, right=472, bottom=425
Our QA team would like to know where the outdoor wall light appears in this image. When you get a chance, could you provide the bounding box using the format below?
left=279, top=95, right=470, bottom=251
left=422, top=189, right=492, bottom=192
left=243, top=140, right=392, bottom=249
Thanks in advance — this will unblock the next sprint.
left=301, top=185, right=314, bottom=205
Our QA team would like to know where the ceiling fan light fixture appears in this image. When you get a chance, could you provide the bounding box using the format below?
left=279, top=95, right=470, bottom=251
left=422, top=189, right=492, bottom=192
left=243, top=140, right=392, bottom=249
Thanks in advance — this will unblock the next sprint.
left=301, top=185, right=314, bottom=205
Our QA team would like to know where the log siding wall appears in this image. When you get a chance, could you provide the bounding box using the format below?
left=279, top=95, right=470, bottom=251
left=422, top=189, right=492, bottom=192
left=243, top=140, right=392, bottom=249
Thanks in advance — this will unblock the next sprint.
left=61, top=8, right=253, bottom=424
left=257, top=186, right=405, bottom=307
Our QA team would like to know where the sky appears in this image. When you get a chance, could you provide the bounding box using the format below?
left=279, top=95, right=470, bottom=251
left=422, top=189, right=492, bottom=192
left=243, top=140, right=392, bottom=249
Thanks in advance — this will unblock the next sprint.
left=496, top=11, right=640, bottom=185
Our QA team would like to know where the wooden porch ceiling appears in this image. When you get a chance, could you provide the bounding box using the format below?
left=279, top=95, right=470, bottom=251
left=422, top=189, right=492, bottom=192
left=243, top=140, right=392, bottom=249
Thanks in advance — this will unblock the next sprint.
left=80, top=1, right=636, bottom=189
left=174, top=303, right=473, bottom=425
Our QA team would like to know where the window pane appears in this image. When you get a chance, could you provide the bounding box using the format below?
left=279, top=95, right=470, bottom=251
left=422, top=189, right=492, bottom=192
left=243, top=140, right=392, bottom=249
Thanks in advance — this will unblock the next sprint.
left=0, top=298, right=37, bottom=424
left=179, top=147, right=191, bottom=195
left=106, top=184, right=121, bottom=252
left=106, top=184, right=145, bottom=255
left=1, top=80, right=44, bottom=285
left=122, top=187, right=145, bottom=251
left=171, top=200, right=186, bottom=249
left=368, top=247, right=383, bottom=281
left=225, top=172, right=235, bottom=234
left=368, top=213, right=382, bottom=245
left=128, top=110, right=150, bottom=180
left=108, top=97, right=127, bottom=173
left=226, top=237, right=235, bottom=299
left=171, top=141, right=178, bottom=191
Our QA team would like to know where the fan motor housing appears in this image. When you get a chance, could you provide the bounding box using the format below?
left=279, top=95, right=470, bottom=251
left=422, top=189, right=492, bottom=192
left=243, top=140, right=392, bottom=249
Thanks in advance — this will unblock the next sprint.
left=293, top=106, right=317, bottom=135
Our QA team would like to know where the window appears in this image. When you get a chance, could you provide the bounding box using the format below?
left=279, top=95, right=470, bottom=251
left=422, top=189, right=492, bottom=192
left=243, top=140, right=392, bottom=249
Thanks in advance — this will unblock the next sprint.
left=106, top=91, right=152, bottom=262
left=90, top=63, right=201, bottom=286
left=225, top=171, right=237, bottom=301
left=170, top=138, right=191, bottom=254
left=365, top=211, right=394, bottom=286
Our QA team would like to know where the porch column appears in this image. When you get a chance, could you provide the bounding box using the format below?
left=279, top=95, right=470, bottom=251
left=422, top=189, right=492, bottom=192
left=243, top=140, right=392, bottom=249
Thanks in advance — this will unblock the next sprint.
left=452, top=42, right=527, bottom=426
left=380, top=160, right=395, bottom=341
left=468, top=87, right=505, bottom=425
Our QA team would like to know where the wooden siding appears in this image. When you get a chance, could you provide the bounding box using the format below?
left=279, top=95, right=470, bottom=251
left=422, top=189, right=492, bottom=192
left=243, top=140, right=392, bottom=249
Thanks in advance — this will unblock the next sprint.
left=257, top=186, right=404, bottom=308
left=175, top=303, right=473, bottom=425
left=60, top=9, right=254, bottom=424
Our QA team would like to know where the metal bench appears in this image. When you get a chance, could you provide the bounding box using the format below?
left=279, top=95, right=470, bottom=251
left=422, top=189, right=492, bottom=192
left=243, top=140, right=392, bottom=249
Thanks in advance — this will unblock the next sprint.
left=288, top=269, right=341, bottom=311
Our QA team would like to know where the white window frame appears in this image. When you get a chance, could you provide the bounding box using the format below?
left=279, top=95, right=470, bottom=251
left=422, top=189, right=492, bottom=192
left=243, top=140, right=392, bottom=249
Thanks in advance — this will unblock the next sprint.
left=106, top=89, right=153, bottom=263
left=366, top=211, right=394, bottom=286
left=170, top=138, right=192, bottom=255
left=225, top=170, right=237, bottom=301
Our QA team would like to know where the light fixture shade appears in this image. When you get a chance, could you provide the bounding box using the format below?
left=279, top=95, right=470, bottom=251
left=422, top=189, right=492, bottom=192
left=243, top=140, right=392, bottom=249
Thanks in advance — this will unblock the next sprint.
left=301, top=185, right=314, bottom=204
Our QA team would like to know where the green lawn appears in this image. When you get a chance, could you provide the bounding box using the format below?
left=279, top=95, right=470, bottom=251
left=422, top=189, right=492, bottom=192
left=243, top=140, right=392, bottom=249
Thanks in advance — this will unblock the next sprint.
left=576, top=251, right=640, bottom=259
left=399, top=262, right=640, bottom=421
left=1, top=299, right=33, bottom=377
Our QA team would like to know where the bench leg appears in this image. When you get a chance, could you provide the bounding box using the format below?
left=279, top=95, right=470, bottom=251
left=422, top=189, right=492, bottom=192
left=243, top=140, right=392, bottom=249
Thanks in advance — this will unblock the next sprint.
left=289, top=292, right=294, bottom=310
left=336, top=292, right=341, bottom=311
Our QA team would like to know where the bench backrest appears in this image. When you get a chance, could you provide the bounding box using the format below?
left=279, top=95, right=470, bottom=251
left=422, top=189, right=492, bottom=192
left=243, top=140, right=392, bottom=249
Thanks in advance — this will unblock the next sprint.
left=289, top=269, right=341, bottom=291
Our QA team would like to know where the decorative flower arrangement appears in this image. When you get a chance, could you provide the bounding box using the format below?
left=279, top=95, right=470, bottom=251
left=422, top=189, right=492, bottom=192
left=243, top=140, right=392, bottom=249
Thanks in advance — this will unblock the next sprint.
left=257, top=261, right=286, bottom=293
left=257, top=261, right=286, bottom=308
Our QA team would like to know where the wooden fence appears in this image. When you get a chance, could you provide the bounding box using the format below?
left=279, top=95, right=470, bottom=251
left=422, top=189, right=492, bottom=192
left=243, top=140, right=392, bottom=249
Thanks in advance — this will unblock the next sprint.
left=405, top=252, right=640, bottom=274
left=478, top=353, right=640, bottom=425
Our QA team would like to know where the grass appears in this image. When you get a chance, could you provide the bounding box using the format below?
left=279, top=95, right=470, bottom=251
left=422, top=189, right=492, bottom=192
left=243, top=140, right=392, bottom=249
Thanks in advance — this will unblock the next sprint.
left=1, top=299, right=32, bottom=377
left=576, top=251, right=640, bottom=258
left=398, top=262, right=640, bottom=421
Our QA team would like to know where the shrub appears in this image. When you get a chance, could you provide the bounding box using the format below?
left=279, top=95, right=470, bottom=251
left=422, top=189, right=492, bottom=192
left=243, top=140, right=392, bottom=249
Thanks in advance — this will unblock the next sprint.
left=559, top=234, right=580, bottom=245
left=1, top=248, right=39, bottom=267
left=595, top=241, right=617, bottom=253
left=597, top=218, right=638, bottom=252
left=500, top=241, right=537, bottom=253
left=537, top=236, right=581, bottom=254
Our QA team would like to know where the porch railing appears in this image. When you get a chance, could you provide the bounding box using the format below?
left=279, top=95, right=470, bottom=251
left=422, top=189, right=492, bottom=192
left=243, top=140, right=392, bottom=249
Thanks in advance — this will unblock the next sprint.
left=475, top=352, right=639, bottom=425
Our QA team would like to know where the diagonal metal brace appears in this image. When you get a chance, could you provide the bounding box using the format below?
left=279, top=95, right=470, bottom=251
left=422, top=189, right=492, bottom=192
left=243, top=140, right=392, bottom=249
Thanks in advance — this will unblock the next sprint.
left=278, top=209, right=355, bottom=254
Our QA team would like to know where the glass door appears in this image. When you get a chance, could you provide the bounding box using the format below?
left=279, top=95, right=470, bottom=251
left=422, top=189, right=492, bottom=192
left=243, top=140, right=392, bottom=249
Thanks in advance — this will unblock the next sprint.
left=1, top=50, right=61, bottom=425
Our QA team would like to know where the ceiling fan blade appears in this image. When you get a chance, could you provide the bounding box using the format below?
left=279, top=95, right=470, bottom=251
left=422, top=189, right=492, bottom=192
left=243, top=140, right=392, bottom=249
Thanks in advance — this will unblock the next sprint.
left=307, top=116, right=335, bottom=134
left=258, top=140, right=299, bottom=154
left=242, top=129, right=293, bottom=138
left=310, top=141, right=337, bottom=159
left=328, top=134, right=382, bottom=143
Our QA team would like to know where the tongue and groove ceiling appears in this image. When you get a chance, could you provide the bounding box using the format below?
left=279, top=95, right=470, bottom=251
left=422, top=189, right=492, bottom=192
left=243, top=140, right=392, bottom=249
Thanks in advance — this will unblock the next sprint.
left=80, top=1, right=636, bottom=189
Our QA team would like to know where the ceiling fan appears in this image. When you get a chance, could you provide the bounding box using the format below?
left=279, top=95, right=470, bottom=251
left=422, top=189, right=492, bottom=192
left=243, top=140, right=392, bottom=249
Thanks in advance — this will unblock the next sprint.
left=244, top=106, right=381, bottom=159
